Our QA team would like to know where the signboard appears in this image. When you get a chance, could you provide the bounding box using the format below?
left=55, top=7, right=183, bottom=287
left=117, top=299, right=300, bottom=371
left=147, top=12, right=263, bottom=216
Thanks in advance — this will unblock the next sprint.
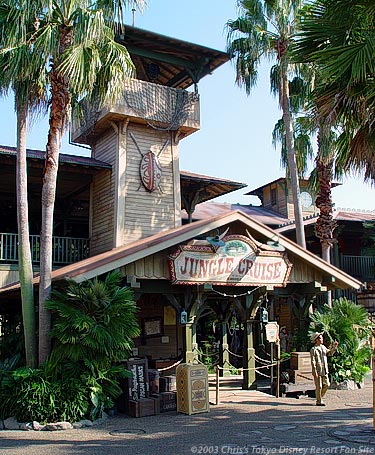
left=168, top=235, right=292, bottom=287
left=265, top=322, right=279, bottom=343
left=125, top=359, right=149, bottom=400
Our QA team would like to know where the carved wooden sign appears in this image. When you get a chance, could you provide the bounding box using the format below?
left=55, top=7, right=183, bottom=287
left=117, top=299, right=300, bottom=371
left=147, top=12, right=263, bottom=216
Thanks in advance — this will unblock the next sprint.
left=168, top=235, right=292, bottom=287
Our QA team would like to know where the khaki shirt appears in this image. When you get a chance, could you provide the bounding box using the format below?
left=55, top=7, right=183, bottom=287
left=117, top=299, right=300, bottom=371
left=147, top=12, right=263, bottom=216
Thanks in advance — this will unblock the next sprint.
left=310, top=344, right=336, bottom=376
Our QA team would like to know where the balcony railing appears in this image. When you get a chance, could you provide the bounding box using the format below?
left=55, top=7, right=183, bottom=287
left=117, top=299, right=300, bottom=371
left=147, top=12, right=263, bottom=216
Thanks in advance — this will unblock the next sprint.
left=0, top=233, right=90, bottom=265
left=71, top=78, right=200, bottom=144
left=340, top=255, right=375, bottom=280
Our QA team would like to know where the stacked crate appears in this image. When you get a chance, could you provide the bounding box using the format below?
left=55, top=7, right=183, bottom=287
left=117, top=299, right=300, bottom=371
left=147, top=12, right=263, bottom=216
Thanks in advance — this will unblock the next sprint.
left=152, top=374, right=177, bottom=413
left=117, top=358, right=161, bottom=417
left=290, top=352, right=314, bottom=385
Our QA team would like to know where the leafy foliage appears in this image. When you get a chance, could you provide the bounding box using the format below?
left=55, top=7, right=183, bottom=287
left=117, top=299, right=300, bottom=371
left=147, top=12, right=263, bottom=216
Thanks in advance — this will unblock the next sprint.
left=46, top=270, right=140, bottom=370
left=0, top=271, right=140, bottom=422
left=309, top=297, right=371, bottom=383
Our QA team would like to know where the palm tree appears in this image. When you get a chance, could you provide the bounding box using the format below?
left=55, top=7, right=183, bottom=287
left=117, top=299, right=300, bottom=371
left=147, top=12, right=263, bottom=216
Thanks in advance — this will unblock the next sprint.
left=296, top=0, right=375, bottom=181
left=272, top=69, right=338, bottom=267
left=0, top=0, right=47, bottom=367
left=226, top=0, right=307, bottom=248
left=28, top=0, right=145, bottom=364
left=45, top=270, right=140, bottom=369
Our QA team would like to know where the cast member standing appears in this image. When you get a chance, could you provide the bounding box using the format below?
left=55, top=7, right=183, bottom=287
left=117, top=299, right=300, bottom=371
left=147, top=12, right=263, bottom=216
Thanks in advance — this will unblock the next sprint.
left=310, top=332, right=338, bottom=406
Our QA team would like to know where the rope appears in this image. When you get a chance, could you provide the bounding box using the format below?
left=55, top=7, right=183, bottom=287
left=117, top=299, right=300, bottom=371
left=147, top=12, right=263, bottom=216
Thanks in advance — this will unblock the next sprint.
left=225, top=348, right=243, bottom=358
left=216, top=363, right=277, bottom=372
left=157, top=358, right=183, bottom=372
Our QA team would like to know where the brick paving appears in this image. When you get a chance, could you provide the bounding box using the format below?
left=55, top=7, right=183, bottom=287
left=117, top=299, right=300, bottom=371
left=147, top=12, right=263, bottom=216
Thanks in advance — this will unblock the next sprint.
left=0, top=377, right=374, bottom=455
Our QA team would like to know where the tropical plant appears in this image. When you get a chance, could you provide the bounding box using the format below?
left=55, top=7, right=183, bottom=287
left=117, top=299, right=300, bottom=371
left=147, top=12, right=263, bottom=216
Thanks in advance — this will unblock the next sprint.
left=45, top=270, right=140, bottom=369
left=296, top=0, right=375, bottom=181
left=0, top=0, right=48, bottom=367
left=226, top=0, right=307, bottom=248
left=34, top=0, right=145, bottom=364
left=309, top=297, right=371, bottom=384
left=0, top=0, right=145, bottom=364
left=0, top=271, right=140, bottom=422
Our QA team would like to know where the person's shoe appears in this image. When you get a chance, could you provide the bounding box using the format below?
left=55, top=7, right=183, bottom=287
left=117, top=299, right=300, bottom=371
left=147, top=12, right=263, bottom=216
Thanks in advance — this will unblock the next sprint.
left=316, top=402, right=326, bottom=406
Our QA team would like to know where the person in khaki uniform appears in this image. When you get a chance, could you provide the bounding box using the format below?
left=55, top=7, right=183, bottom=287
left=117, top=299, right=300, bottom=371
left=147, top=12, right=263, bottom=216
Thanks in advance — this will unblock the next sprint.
left=310, top=332, right=338, bottom=406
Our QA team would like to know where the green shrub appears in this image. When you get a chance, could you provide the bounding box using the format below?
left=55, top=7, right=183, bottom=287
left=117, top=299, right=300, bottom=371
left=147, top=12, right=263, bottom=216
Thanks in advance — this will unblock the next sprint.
left=0, top=270, right=140, bottom=423
left=309, top=297, right=371, bottom=384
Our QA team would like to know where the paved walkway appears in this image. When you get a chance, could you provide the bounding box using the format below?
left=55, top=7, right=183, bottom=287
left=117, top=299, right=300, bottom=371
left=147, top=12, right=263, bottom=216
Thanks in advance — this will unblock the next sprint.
left=1, top=378, right=374, bottom=455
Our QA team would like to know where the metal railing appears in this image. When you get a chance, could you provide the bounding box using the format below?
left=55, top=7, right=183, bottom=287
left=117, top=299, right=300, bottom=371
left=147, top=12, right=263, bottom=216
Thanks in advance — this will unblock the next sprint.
left=340, top=255, right=375, bottom=279
left=0, top=232, right=89, bottom=265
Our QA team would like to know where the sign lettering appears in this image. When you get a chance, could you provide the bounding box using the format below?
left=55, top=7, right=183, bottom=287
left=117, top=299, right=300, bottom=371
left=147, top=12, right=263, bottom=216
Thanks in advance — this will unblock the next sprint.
left=169, top=235, right=292, bottom=287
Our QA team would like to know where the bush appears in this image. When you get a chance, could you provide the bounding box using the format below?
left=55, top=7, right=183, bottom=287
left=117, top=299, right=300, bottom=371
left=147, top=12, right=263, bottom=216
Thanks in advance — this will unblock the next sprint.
left=0, top=270, right=140, bottom=423
left=309, top=297, right=371, bottom=384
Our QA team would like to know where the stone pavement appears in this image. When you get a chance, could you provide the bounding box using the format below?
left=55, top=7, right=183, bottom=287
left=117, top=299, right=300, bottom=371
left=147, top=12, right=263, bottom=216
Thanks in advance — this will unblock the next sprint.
left=1, top=377, right=374, bottom=455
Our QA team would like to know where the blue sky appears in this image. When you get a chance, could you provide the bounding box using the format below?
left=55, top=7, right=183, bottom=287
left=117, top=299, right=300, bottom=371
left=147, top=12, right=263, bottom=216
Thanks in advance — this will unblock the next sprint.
left=0, top=0, right=374, bottom=210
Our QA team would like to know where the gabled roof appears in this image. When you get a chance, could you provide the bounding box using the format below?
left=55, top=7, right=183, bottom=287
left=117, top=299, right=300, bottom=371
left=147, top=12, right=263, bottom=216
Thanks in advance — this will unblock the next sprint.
left=0, top=210, right=362, bottom=294
left=117, top=26, right=229, bottom=89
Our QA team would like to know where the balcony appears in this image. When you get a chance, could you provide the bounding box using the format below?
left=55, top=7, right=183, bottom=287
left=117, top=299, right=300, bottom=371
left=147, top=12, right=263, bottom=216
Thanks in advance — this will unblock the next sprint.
left=0, top=233, right=90, bottom=266
left=71, top=78, right=200, bottom=144
left=340, top=255, right=375, bottom=281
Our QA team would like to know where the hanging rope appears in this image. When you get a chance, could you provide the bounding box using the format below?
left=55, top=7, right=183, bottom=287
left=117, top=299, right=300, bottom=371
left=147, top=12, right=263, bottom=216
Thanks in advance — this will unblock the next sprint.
left=156, top=358, right=183, bottom=372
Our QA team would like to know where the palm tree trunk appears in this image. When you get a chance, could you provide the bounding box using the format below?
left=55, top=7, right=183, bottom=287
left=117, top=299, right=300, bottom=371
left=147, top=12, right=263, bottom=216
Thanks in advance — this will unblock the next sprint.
left=16, top=99, right=37, bottom=368
left=38, top=27, right=73, bottom=364
left=280, top=60, right=306, bottom=248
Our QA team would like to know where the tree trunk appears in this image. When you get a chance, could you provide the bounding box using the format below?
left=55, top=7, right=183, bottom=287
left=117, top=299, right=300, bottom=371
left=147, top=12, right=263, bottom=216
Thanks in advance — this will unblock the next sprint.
left=280, top=59, right=306, bottom=248
left=314, top=130, right=336, bottom=308
left=38, top=27, right=73, bottom=364
left=16, top=99, right=37, bottom=368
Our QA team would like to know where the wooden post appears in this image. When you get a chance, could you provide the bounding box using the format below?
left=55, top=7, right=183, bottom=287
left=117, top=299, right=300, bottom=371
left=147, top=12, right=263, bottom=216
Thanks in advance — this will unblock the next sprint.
left=243, top=319, right=256, bottom=389
left=276, top=341, right=280, bottom=398
left=221, top=320, right=230, bottom=376
left=215, top=365, right=220, bottom=405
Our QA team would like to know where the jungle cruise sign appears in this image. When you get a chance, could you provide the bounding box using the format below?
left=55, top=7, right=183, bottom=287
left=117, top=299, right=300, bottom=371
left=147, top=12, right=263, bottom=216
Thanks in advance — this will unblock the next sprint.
left=168, top=235, right=292, bottom=286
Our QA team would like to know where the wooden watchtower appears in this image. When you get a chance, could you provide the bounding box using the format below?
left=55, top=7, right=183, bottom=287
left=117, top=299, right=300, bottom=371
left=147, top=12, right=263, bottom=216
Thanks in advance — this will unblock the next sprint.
left=71, top=26, right=228, bottom=255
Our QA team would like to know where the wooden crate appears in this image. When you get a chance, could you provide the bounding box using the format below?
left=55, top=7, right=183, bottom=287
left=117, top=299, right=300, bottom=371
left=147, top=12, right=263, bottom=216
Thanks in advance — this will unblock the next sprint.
left=290, top=352, right=311, bottom=372
left=152, top=391, right=177, bottom=413
left=127, top=398, right=159, bottom=418
left=159, top=375, right=176, bottom=392
left=293, top=369, right=314, bottom=385
left=148, top=369, right=160, bottom=394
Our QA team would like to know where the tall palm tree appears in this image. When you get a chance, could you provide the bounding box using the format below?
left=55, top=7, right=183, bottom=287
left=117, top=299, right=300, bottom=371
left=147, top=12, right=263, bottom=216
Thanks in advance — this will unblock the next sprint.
left=29, top=0, right=145, bottom=364
left=226, top=0, right=307, bottom=248
left=0, top=0, right=47, bottom=367
left=272, top=66, right=339, bottom=272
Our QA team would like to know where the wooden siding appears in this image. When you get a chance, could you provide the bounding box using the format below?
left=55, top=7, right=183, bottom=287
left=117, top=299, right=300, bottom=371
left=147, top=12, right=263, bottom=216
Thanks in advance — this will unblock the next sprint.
left=124, top=249, right=326, bottom=286
left=134, top=295, right=178, bottom=359
left=0, top=266, right=19, bottom=288
left=90, top=129, right=117, bottom=255
left=124, top=250, right=171, bottom=280
left=123, top=123, right=181, bottom=244
left=287, top=253, right=323, bottom=284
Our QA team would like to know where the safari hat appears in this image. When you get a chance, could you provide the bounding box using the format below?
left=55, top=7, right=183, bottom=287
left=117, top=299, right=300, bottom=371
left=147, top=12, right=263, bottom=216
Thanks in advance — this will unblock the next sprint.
left=311, top=332, right=323, bottom=343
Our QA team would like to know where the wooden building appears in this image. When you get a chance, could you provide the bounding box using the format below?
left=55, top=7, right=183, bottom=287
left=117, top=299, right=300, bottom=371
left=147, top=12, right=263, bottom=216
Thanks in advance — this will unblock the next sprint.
left=0, top=26, right=364, bottom=389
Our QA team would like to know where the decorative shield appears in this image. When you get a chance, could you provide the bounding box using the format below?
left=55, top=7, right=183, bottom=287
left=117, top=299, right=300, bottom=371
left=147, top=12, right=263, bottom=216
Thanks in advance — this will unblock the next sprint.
left=139, top=151, right=162, bottom=192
